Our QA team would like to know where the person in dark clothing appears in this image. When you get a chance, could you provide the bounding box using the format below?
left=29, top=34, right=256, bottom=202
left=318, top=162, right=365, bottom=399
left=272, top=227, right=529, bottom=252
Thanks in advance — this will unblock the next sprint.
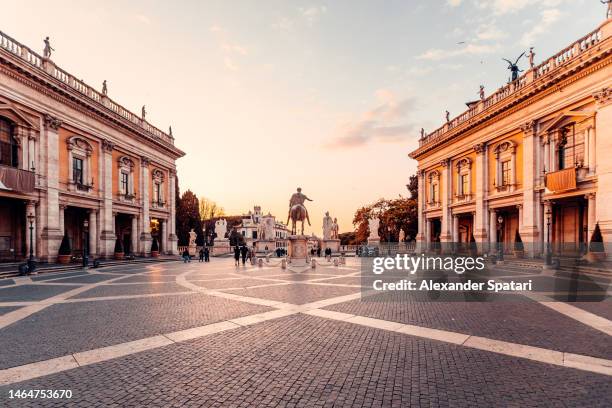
left=204, top=246, right=210, bottom=262
left=234, top=245, right=240, bottom=266
left=240, top=245, right=248, bottom=265
left=198, top=248, right=204, bottom=262
left=317, top=247, right=321, bottom=257
left=276, top=248, right=281, bottom=257
left=182, top=249, right=191, bottom=263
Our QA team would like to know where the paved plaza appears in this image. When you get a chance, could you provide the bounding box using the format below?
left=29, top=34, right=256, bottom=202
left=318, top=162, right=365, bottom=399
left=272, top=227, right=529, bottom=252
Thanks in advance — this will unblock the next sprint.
left=0, top=258, right=610, bottom=407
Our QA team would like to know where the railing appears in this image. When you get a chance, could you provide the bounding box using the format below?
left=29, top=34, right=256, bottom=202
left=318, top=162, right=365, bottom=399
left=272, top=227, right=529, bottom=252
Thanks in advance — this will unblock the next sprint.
left=0, top=164, right=35, bottom=193
left=545, top=167, right=577, bottom=192
left=417, top=24, right=605, bottom=149
left=0, top=30, right=174, bottom=146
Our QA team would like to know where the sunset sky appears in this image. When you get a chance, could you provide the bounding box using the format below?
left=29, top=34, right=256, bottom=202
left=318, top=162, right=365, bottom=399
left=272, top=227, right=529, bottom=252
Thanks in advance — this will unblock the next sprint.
left=1, top=0, right=604, bottom=234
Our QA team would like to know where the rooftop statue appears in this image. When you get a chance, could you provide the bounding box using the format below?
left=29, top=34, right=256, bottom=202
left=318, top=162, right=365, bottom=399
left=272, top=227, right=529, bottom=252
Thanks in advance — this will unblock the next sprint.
left=445, top=110, right=450, bottom=123
left=603, top=0, right=612, bottom=19
left=527, top=47, right=536, bottom=69
left=43, top=36, right=54, bottom=59
left=420, top=128, right=425, bottom=139
left=503, top=52, right=525, bottom=83
left=287, top=187, right=312, bottom=235
left=141, top=105, right=147, bottom=120
left=479, top=85, right=485, bottom=101
left=102, top=80, right=108, bottom=95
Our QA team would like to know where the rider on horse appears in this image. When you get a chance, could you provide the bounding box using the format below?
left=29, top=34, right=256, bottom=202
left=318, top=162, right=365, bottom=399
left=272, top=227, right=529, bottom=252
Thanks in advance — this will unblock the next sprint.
left=287, top=187, right=313, bottom=228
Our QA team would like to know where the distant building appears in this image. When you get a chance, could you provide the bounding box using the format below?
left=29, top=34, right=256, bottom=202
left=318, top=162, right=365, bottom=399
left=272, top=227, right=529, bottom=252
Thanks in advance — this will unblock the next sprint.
left=238, top=206, right=290, bottom=250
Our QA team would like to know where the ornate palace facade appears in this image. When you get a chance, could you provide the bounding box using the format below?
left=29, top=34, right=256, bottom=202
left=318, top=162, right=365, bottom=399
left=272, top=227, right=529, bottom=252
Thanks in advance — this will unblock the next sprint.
left=409, top=18, right=612, bottom=257
left=0, top=31, right=184, bottom=262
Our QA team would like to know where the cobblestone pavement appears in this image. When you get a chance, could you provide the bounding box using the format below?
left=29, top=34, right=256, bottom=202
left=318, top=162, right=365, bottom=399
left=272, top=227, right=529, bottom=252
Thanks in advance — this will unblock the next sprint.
left=0, top=258, right=610, bottom=407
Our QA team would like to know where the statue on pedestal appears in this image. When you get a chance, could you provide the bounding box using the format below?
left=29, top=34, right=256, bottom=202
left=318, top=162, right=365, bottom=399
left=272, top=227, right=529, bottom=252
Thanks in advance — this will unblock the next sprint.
left=368, top=217, right=380, bottom=241
left=141, top=105, right=147, bottom=120
left=287, top=187, right=312, bottom=235
left=331, top=218, right=339, bottom=240
left=399, top=228, right=405, bottom=243
left=322, top=211, right=333, bottom=240
left=503, top=52, right=525, bottom=83
left=102, top=80, right=108, bottom=95
left=527, top=47, right=535, bottom=69
left=215, top=219, right=228, bottom=240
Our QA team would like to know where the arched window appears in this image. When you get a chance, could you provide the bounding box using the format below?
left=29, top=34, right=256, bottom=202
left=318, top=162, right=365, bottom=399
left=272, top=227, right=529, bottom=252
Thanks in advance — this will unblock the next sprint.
left=494, top=140, right=517, bottom=192
left=455, top=158, right=472, bottom=200
left=118, top=156, right=136, bottom=202
left=428, top=170, right=440, bottom=206
left=67, top=136, right=93, bottom=192
left=151, top=169, right=165, bottom=208
left=0, top=117, right=19, bottom=168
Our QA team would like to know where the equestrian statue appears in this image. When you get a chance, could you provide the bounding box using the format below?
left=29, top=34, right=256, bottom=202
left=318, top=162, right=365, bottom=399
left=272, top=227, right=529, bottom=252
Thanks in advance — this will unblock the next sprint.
left=287, top=187, right=313, bottom=235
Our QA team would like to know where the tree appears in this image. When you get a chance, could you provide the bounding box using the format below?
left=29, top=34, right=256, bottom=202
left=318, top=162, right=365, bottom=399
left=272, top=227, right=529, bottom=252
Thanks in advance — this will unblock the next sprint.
left=199, top=197, right=225, bottom=221
left=176, top=190, right=204, bottom=246
left=352, top=195, right=418, bottom=244
left=407, top=173, right=418, bottom=200
left=338, top=232, right=357, bottom=245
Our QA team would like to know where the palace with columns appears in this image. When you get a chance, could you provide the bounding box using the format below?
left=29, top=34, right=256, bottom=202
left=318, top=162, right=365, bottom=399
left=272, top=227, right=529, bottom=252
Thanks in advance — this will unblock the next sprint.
left=0, top=31, right=184, bottom=262
left=410, top=18, right=612, bottom=257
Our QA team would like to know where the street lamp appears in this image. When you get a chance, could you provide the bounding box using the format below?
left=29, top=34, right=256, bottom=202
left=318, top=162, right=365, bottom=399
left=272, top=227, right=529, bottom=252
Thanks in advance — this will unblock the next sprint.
left=83, top=219, right=89, bottom=267
left=545, top=208, right=552, bottom=265
left=387, top=225, right=392, bottom=255
left=27, top=212, right=35, bottom=274
left=497, top=215, right=504, bottom=261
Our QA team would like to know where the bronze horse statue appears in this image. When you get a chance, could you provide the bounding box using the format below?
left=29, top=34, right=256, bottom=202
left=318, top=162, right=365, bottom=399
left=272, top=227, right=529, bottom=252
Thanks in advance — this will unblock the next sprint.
left=288, top=204, right=309, bottom=235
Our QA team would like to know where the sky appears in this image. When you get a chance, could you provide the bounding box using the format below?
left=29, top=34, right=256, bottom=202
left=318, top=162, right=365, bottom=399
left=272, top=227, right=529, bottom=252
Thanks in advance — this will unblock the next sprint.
left=1, top=0, right=605, bottom=235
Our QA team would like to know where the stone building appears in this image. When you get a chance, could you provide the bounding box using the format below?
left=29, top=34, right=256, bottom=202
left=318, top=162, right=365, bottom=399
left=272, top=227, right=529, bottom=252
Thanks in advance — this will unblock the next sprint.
left=409, top=18, right=612, bottom=257
left=0, top=31, right=184, bottom=262
left=238, top=206, right=290, bottom=250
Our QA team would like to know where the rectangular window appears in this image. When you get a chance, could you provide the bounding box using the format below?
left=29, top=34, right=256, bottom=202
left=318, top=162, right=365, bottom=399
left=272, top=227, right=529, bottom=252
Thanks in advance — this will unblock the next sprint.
left=460, top=174, right=469, bottom=196
left=501, top=160, right=511, bottom=186
left=120, top=172, right=129, bottom=194
left=73, top=157, right=83, bottom=184
left=432, top=183, right=438, bottom=203
left=153, top=182, right=161, bottom=203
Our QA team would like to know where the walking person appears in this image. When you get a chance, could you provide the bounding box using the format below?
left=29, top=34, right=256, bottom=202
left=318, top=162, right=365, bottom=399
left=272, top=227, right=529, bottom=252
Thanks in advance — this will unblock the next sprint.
left=198, top=248, right=204, bottom=262
left=182, top=248, right=191, bottom=263
left=204, top=246, right=210, bottom=262
left=240, top=245, right=248, bottom=266
left=317, top=247, right=321, bottom=257
left=234, top=245, right=240, bottom=266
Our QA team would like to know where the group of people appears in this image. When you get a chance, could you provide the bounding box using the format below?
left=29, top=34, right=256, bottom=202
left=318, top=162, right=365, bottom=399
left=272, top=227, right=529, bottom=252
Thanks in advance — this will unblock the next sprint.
left=309, top=247, right=334, bottom=260
left=181, top=246, right=211, bottom=263
left=234, top=245, right=256, bottom=266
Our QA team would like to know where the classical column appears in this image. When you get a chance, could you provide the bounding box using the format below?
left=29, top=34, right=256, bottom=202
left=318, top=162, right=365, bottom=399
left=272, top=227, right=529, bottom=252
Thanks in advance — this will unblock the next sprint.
left=489, top=209, right=497, bottom=252
left=517, top=204, right=523, bottom=230
left=131, top=215, right=138, bottom=256
left=161, top=219, right=168, bottom=254
left=416, top=170, right=425, bottom=244
left=452, top=215, right=459, bottom=243
left=543, top=201, right=552, bottom=255
left=99, top=139, right=115, bottom=258
left=588, top=126, right=596, bottom=176
left=586, top=193, right=596, bottom=243
left=25, top=201, right=36, bottom=259
left=168, top=169, right=178, bottom=255
left=89, top=210, right=97, bottom=257
left=473, top=143, right=488, bottom=245
left=59, top=205, right=65, bottom=236
left=140, top=156, right=151, bottom=256
left=27, top=129, right=36, bottom=172
left=520, top=121, right=539, bottom=257
left=594, top=88, right=612, bottom=243
left=440, top=159, right=451, bottom=244
left=40, top=114, right=63, bottom=262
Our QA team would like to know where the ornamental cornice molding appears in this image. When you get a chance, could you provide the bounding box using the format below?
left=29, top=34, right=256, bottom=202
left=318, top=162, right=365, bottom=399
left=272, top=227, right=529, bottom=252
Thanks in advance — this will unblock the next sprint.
left=520, top=120, right=537, bottom=136
left=473, top=142, right=486, bottom=154
left=102, top=139, right=114, bottom=152
left=0, top=57, right=184, bottom=159
left=593, top=87, right=612, bottom=107
left=43, top=113, right=62, bottom=130
left=410, top=50, right=612, bottom=160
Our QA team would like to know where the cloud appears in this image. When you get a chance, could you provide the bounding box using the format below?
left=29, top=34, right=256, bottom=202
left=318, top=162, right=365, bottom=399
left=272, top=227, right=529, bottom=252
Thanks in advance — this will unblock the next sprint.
left=474, top=0, right=568, bottom=16
left=416, top=43, right=499, bottom=61
left=210, top=25, right=248, bottom=72
left=326, top=90, right=417, bottom=148
left=475, top=22, right=507, bottom=40
left=272, top=16, right=294, bottom=31
left=520, top=8, right=562, bottom=46
left=299, top=5, right=327, bottom=25
left=447, top=0, right=463, bottom=6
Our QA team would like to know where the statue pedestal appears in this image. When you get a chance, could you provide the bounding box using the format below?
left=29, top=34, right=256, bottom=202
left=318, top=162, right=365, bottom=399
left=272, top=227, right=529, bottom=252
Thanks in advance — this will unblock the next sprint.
left=367, top=237, right=380, bottom=246
left=287, top=235, right=309, bottom=266
left=212, top=239, right=231, bottom=256
left=188, top=244, right=197, bottom=257
left=255, top=239, right=276, bottom=253
left=322, top=239, right=340, bottom=253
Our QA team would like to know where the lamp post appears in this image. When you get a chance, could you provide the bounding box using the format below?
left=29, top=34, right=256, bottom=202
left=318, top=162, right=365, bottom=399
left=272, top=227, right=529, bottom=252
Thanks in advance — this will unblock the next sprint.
left=546, top=208, right=552, bottom=265
left=497, top=215, right=504, bottom=261
left=27, top=212, right=35, bottom=274
left=387, top=225, right=392, bottom=255
left=83, top=219, right=89, bottom=267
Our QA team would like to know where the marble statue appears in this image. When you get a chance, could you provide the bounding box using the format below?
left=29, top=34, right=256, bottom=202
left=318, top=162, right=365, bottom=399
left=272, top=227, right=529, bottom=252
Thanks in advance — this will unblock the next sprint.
left=368, top=217, right=380, bottom=240
left=322, top=211, right=333, bottom=240
left=420, top=128, right=425, bottom=139
left=603, top=0, right=612, bottom=19
left=215, top=218, right=227, bottom=239
left=188, top=229, right=197, bottom=246
left=43, top=37, right=54, bottom=58
left=265, top=218, right=274, bottom=240
left=331, top=218, right=339, bottom=240
left=445, top=110, right=450, bottom=123
left=257, top=221, right=267, bottom=240
left=169, top=126, right=173, bottom=137
left=287, top=187, right=313, bottom=235
left=527, top=47, right=535, bottom=69
left=479, top=85, right=485, bottom=101
left=399, top=228, right=405, bottom=243
left=102, top=80, right=108, bottom=95
left=141, top=105, right=147, bottom=120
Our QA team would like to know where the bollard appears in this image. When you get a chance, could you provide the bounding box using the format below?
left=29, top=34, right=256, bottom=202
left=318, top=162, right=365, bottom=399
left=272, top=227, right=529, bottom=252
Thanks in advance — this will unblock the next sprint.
left=281, top=258, right=287, bottom=269
left=311, top=258, right=316, bottom=269
left=258, top=258, right=264, bottom=267
left=333, top=258, right=338, bottom=266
